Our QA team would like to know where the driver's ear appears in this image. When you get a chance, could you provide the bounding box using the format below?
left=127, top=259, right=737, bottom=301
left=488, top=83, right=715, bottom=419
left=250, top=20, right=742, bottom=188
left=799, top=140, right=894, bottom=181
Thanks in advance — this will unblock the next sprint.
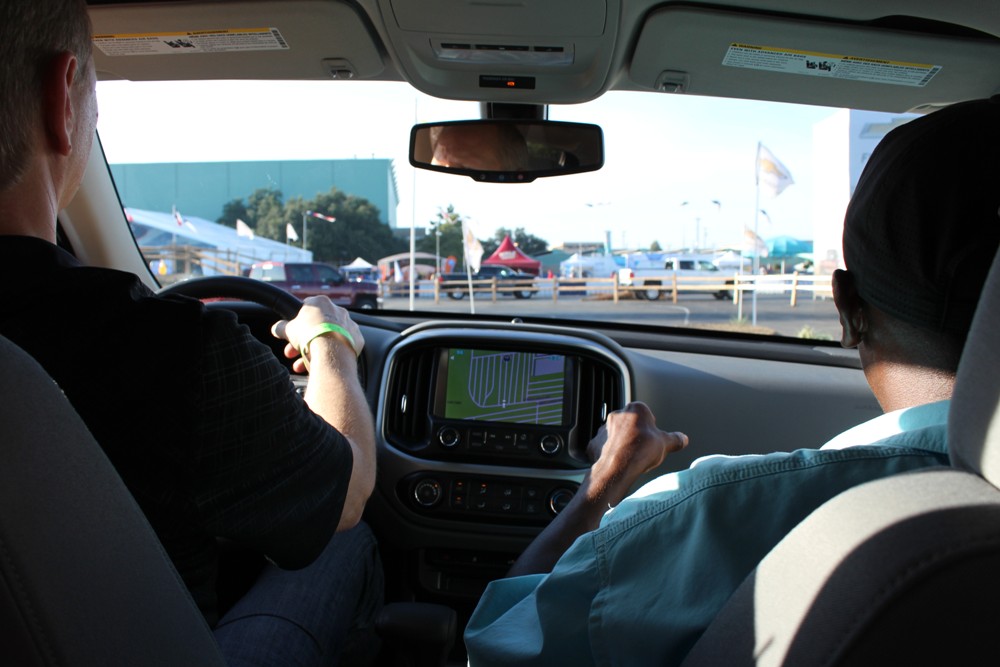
left=832, top=269, right=867, bottom=348
left=41, top=51, right=79, bottom=156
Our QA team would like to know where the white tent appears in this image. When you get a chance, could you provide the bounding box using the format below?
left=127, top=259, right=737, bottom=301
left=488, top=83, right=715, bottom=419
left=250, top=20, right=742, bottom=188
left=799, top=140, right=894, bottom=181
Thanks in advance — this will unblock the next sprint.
left=714, top=250, right=752, bottom=271
left=127, top=207, right=311, bottom=275
left=344, top=256, right=374, bottom=269
left=559, top=253, right=620, bottom=278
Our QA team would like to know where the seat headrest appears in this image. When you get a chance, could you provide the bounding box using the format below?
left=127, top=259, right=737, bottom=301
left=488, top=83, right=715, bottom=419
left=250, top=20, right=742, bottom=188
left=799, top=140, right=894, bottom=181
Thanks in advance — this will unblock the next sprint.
left=949, top=248, right=1000, bottom=484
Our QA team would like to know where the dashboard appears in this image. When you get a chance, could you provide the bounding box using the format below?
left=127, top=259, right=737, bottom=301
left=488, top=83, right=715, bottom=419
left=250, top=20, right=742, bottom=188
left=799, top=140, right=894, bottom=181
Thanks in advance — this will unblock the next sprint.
left=377, top=325, right=630, bottom=528
left=220, top=302, right=881, bottom=615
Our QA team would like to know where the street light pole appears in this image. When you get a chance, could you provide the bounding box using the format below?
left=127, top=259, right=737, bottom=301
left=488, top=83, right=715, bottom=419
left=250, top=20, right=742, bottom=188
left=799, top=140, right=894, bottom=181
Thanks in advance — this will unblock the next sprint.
left=435, top=227, right=441, bottom=275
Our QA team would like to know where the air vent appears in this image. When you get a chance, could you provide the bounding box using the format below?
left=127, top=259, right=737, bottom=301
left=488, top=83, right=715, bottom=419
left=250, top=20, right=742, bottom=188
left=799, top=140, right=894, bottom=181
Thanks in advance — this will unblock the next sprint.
left=385, top=347, right=435, bottom=448
left=577, top=357, right=624, bottom=438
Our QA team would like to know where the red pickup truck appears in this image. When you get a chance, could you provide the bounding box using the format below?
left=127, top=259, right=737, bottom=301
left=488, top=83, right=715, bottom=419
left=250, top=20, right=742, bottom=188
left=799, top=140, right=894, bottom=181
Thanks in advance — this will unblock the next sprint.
left=248, top=261, right=380, bottom=309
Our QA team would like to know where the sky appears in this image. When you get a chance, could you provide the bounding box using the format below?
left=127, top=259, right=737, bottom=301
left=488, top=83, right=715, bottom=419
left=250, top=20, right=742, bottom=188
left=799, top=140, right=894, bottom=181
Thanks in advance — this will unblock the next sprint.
left=96, top=79, right=841, bottom=252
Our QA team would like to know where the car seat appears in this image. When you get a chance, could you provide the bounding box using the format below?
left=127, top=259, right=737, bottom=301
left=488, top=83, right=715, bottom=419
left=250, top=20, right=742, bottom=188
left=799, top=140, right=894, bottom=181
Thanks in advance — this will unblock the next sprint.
left=0, top=333, right=457, bottom=666
left=680, top=248, right=1000, bottom=666
left=0, top=333, right=228, bottom=666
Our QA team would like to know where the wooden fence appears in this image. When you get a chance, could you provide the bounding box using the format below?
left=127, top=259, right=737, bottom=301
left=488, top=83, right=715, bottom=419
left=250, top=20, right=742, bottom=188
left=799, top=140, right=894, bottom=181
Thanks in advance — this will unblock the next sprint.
left=383, top=273, right=832, bottom=306
left=141, top=246, right=257, bottom=285
left=142, top=247, right=832, bottom=309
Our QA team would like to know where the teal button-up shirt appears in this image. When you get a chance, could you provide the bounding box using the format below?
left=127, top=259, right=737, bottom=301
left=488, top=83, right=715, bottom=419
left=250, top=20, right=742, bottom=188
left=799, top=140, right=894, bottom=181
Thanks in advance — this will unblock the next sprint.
left=466, top=401, right=950, bottom=667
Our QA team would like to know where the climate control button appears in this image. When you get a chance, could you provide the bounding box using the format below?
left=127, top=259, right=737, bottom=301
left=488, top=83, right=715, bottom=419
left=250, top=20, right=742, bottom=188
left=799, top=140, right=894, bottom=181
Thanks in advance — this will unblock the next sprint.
left=548, top=488, right=575, bottom=515
left=413, top=479, right=443, bottom=507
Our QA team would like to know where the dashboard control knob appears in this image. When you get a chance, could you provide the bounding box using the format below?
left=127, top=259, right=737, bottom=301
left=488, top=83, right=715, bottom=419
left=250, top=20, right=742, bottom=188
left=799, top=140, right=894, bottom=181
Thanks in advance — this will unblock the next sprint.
left=438, top=427, right=461, bottom=448
left=549, top=488, right=575, bottom=515
left=413, top=479, right=443, bottom=507
left=539, top=434, right=563, bottom=455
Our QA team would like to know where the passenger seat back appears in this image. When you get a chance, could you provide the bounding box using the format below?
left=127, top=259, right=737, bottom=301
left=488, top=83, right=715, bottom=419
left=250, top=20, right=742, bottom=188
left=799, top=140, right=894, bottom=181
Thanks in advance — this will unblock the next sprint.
left=681, top=248, right=1000, bottom=666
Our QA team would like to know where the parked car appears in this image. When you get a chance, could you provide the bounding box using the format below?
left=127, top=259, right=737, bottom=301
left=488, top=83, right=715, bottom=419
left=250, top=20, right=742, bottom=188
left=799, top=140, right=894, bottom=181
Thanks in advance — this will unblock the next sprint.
left=16, top=1, right=997, bottom=665
left=618, top=255, right=734, bottom=300
left=248, top=261, right=380, bottom=309
left=438, top=263, right=537, bottom=299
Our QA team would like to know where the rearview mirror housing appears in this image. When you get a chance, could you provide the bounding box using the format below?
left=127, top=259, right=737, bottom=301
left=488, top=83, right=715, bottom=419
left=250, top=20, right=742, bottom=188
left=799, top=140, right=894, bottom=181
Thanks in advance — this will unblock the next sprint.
left=409, top=120, right=603, bottom=183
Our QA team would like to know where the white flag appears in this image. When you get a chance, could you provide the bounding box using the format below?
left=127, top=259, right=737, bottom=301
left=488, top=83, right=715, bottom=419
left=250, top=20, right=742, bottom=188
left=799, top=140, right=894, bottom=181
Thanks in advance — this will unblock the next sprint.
left=462, top=218, right=484, bottom=273
left=236, top=218, right=255, bottom=241
left=743, top=226, right=770, bottom=258
left=756, top=143, right=794, bottom=198
left=286, top=223, right=299, bottom=242
left=393, top=260, right=404, bottom=283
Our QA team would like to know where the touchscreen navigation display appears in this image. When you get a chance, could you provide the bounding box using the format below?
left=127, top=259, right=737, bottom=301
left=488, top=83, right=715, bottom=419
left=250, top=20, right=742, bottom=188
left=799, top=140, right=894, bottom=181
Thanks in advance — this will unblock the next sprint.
left=442, top=349, right=567, bottom=426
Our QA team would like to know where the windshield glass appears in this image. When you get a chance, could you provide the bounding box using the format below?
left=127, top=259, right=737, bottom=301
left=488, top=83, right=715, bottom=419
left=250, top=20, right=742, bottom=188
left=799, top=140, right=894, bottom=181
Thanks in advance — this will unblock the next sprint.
left=96, top=79, right=906, bottom=340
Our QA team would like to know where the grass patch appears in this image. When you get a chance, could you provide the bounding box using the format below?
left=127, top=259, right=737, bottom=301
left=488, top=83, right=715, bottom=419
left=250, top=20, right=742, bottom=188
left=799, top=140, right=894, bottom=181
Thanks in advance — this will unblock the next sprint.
left=796, top=325, right=834, bottom=340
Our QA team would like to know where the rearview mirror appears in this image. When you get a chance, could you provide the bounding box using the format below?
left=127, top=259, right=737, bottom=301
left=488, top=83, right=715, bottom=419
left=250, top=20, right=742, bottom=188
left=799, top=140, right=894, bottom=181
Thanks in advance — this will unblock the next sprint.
left=409, top=120, right=603, bottom=183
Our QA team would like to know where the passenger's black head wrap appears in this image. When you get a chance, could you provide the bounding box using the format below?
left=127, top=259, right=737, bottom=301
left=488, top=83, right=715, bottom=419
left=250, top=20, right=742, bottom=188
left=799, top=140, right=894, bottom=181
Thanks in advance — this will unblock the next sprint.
left=843, top=96, right=1000, bottom=336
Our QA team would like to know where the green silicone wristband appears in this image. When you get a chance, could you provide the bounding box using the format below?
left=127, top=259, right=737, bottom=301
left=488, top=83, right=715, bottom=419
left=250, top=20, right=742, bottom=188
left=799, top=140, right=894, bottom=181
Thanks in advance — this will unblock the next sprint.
left=301, top=322, right=358, bottom=357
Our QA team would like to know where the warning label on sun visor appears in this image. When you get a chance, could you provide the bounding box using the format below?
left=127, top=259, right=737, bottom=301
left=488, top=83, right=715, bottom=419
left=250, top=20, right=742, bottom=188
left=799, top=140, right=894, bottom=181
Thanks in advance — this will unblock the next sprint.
left=93, top=28, right=289, bottom=56
left=723, top=43, right=940, bottom=87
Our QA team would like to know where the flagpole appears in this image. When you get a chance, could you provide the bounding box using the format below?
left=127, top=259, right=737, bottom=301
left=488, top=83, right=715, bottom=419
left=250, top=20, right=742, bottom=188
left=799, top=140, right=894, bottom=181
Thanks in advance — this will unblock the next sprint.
left=752, top=142, right=761, bottom=327
left=302, top=211, right=307, bottom=250
left=466, top=253, right=476, bottom=315
left=409, top=98, right=418, bottom=311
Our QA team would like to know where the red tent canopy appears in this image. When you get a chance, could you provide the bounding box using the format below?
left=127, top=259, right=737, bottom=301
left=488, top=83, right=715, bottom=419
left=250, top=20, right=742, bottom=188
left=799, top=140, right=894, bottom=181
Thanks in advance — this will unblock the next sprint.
left=482, top=235, right=542, bottom=275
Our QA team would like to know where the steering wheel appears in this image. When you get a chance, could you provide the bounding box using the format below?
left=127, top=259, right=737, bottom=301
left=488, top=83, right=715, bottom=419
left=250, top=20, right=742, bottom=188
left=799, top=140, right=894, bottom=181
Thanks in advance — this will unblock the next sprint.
left=158, top=276, right=302, bottom=320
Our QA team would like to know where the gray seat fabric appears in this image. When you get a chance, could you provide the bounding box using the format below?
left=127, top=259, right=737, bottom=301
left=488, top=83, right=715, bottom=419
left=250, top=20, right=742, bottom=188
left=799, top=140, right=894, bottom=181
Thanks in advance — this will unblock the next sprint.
left=681, top=248, right=1000, bottom=667
left=0, top=335, right=226, bottom=666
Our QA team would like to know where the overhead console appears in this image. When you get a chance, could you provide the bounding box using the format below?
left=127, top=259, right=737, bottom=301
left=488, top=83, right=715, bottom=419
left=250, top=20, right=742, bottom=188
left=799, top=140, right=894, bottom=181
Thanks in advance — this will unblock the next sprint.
left=372, top=0, right=621, bottom=103
left=377, top=324, right=631, bottom=525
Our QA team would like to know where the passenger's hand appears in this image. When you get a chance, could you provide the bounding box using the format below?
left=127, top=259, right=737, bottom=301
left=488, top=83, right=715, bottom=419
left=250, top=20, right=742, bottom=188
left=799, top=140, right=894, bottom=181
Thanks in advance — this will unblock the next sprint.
left=271, top=296, right=365, bottom=373
left=585, top=402, right=688, bottom=507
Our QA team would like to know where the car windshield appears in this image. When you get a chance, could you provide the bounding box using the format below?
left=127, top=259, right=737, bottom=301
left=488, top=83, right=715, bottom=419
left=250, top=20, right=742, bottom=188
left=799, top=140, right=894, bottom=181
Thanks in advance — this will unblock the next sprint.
left=95, top=79, right=904, bottom=340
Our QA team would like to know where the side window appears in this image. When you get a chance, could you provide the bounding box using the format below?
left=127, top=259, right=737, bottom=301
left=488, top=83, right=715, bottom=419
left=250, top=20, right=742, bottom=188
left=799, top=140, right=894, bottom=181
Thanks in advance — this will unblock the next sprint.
left=251, top=264, right=285, bottom=281
left=679, top=260, right=694, bottom=270
left=664, top=260, right=675, bottom=270
left=316, top=266, right=343, bottom=284
left=698, top=261, right=718, bottom=271
left=287, top=265, right=313, bottom=282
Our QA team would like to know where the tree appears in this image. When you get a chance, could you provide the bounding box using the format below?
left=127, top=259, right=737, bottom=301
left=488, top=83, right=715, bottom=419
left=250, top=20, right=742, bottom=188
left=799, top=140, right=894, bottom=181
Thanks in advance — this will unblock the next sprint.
left=650, top=240, right=663, bottom=252
left=482, top=227, right=549, bottom=257
left=217, top=186, right=407, bottom=264
left=217, top=198, right=249, bottom=230
left=216, top=187, right=284, bottom=237
left=416, top=205, right=470, bottom=265
left=247, top=188, right=287, bottom=239
left=285, top=188, right=407, bottom=263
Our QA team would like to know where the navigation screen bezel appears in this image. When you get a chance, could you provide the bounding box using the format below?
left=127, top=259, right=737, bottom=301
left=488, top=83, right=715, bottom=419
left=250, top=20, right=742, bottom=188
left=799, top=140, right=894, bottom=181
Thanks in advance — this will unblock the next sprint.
left=431, top=347, right=575, bottom=427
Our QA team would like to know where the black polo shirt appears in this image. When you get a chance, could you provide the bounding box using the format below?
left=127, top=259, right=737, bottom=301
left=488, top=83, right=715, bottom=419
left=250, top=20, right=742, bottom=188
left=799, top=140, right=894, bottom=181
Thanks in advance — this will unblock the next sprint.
left=0, top=235, right=353, bottom=624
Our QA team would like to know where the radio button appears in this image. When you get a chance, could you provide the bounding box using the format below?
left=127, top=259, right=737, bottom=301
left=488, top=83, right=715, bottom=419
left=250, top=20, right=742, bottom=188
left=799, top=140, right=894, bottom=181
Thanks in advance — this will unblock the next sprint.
left=437, top=427, right=461, bottom=448
left=539, top=434, right=563, bottom=455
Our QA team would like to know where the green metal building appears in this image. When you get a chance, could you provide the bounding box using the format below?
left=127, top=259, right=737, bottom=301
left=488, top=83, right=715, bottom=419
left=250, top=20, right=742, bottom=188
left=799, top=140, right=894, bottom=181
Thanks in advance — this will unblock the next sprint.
left=109, top=158, right=399, bottom=228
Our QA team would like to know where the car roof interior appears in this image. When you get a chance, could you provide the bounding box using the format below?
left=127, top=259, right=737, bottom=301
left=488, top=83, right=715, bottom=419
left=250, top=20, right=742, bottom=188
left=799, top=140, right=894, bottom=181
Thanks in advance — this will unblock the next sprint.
left=88, top=0, right=1000, bottom=112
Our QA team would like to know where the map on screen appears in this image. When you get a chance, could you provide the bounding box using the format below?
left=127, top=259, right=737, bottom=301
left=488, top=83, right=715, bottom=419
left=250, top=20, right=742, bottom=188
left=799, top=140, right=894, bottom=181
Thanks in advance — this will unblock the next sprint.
left=443, top=349, right=566, bottom=425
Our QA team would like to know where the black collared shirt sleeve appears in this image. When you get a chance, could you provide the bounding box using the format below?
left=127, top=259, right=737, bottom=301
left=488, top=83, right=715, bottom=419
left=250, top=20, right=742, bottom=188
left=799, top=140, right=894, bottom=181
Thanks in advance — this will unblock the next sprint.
left=190, top=309, right=353, bottom=569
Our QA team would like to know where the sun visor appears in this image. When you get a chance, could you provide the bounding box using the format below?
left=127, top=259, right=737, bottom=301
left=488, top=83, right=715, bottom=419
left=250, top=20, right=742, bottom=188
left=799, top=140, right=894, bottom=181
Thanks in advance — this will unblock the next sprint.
left=376, top=0, right=618, bottom=104
left=89, top=0, right=385, bottom=82
left=629, top=7, right=1000, bottom=112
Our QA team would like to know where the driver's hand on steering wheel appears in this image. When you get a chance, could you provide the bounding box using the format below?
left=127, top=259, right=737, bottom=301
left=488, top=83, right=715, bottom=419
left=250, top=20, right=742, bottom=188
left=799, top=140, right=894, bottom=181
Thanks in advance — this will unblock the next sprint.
left=271, top=296, right=365, bottom=373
